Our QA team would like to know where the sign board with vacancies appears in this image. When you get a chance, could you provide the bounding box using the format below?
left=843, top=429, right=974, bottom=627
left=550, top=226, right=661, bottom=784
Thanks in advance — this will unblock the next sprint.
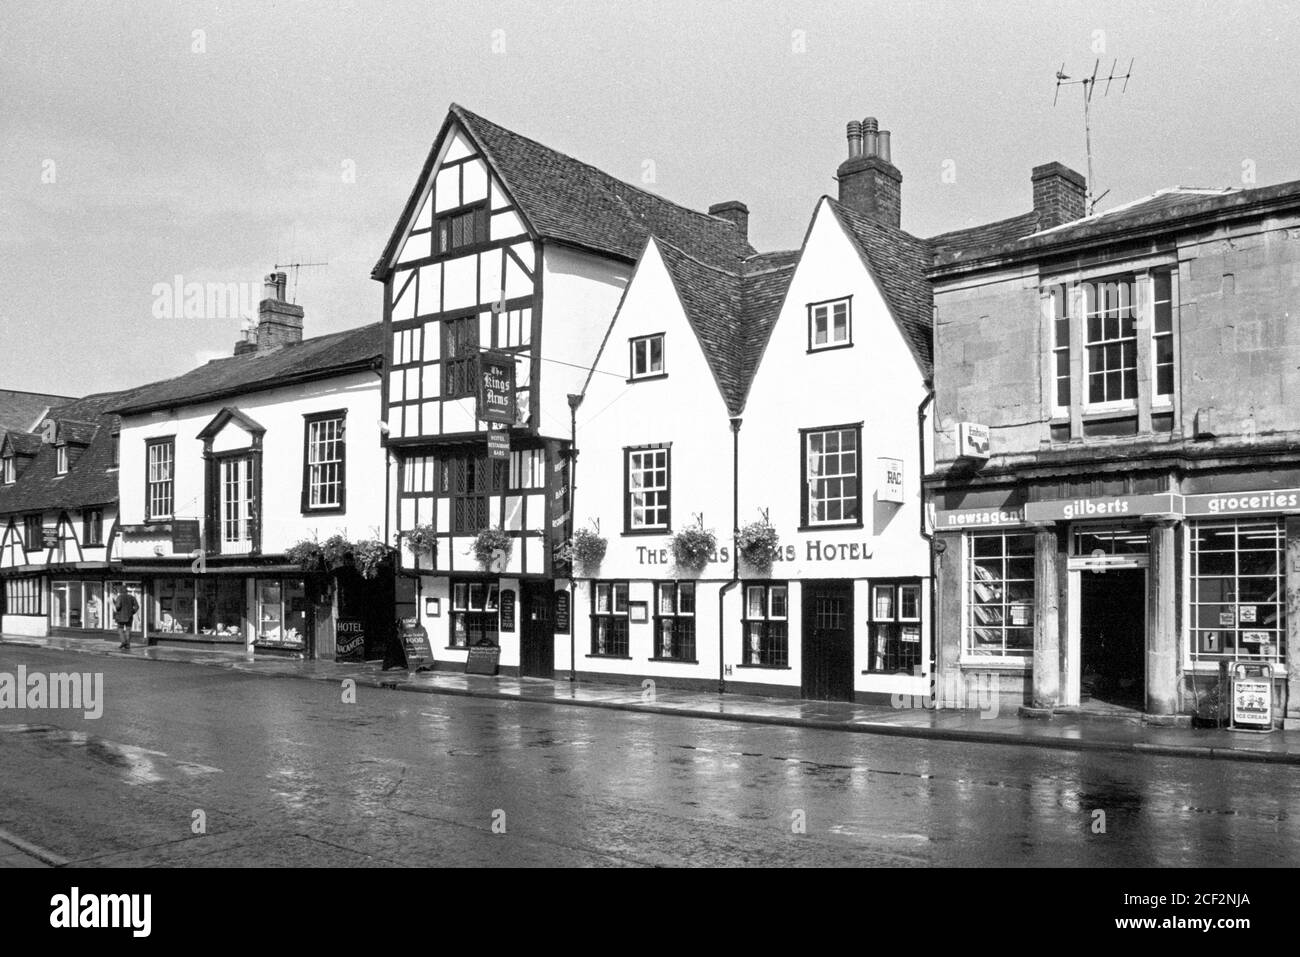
left=477, top=351, right=517, bottom=425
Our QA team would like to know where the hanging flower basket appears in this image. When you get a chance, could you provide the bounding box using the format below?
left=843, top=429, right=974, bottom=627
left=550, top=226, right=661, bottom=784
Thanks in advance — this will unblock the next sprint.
left=286, top=538, right=326, bottom=573
left=737, top=519, right=780, bottom=572
left=670, top=523, right=717, bottom=571
left=403, top=523, right=437, bottom=554
left=473, top=527, right=513, bottom=570
left=561, top=526, right=607, bottom=572
left=353, top=538, right=395, bottom=580
left=321, top=534, right=354, bottom=572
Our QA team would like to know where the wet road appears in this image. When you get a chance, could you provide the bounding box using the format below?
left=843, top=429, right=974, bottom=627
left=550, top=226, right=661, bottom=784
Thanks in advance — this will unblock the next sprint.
left=0, top=646, right=1297, bottom=866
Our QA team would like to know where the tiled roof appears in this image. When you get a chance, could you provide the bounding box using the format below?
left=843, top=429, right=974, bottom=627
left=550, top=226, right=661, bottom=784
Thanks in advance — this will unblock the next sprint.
left=374, top=105, right=755, bottom=278
left=0, top=390, right=139, bottom=515
left=0, top=389, right=73, bottom=435
left=111, top=324, right=382, bottom=415
left=930, top=181, right=1300, bottom=269
left=655, top=242, right=796, bottom=415
left=928, top=211, right=1041, bottom=258
left=828, top=199, right=935, bottom=374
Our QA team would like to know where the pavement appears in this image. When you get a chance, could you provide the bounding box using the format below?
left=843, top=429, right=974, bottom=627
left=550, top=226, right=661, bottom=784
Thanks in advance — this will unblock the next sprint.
left=4, top=632, right=1299, bottom=765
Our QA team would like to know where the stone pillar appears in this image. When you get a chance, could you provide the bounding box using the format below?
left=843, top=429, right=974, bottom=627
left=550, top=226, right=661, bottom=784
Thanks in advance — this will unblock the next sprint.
left=934, top=531, right=964, bottom=709
left=1283, top=518, right=1300, bottom=728
left=1146, top=519, right=1179, bottom=715
left=1031, top=524, right=1060, bottom=709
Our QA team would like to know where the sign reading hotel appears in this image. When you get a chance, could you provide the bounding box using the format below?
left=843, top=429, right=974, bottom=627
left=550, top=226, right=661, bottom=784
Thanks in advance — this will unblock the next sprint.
left=477, top=351, right=516, bottom=425
left=636, top=538, right=874, bottom=565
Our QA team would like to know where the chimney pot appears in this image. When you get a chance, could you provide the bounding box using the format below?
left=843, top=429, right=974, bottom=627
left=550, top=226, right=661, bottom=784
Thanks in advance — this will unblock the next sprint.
left=249, top=267, right=305, bottom=354
left=877, top=130, right=891, bottom=164
left=846, top=120, right=863, bottom=159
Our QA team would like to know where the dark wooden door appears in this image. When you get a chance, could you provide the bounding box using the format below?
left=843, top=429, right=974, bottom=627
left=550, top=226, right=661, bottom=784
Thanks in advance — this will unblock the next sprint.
left=520, top=580, right=555, bottom=679
left=802, top=580, right=855, bottom=701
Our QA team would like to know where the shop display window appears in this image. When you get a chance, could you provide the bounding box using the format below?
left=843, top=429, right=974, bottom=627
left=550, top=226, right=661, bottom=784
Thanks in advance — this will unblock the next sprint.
left=967, top=532, right=1035, bottom=656
left=450, top=580, right=500, bottom=648
left=1190, top=519, right=1285, bottom=665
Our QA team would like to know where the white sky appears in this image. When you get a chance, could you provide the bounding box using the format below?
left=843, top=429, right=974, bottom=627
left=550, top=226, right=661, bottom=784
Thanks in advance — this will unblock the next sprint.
left=2, top=0, right=1298, bottom=396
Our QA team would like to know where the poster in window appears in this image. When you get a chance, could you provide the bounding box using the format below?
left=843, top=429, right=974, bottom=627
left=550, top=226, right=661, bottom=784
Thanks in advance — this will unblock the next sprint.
left=901, top=625, right=920, bottom=644
left=1219, top=609, right=1236, bottom=627
left=629, top=600, right=648, bottom=623
left=1201, top=631, right=1221, bottom=654
left=1010, top=604, right=1029, bottom=626
left=1241, top=631, right=1269, bottom=645
left=1238, top=605, right=1257, bottom=623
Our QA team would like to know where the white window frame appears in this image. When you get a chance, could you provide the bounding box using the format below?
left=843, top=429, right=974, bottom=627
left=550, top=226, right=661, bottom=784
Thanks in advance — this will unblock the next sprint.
left=963, top=531, right=1036, bottom=661
left=629, top=333, right=665, bottom=380
left=1082, top=276, right=1140, bottom=412
left=1, top=456, right=13, bottom=485
left=1187, top=518, right=1285, bottom=668
left=808, top=297, right=852, bottom=351
left=626, top=446, right=670, bottom=531
left=146, top=439, right=174, bottom=521
left=306, top=415, right=345, bottom=509
left=55, top=445, right=68, bottom=475
left=804, top=426, right=860, bottom=527
left=1150, top=268, right=1176, bottom=409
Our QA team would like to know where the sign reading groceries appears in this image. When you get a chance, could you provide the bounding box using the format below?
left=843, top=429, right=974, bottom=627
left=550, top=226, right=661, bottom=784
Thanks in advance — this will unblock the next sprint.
left=1183, top=488, right=1300, bottom=516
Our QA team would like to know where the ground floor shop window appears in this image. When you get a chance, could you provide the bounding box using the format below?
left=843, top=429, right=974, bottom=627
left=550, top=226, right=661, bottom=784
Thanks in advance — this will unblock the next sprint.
left=967, top=532, right=1035, bottom=656
left=743, top=583, right=788, bottom=666
left=154, top=577, right=197, bottom=634
left=868, top=581, right=922, bottom=674
left=105, top=581, right=143, bottom=632
left=5, top=577, right=43, bottom=616
left=451, top=581, right=499, bottom=647
left=198, top=579, right=245, bottom=638
left=256, top=579, right=307, bottom=647
left=52, top=580, right=107, bottom=629
left=654, top=582, right=695, bottom=660
left=1190, top=518, right=1286, bottom=664
left=591, top=581, right=629, bottom=656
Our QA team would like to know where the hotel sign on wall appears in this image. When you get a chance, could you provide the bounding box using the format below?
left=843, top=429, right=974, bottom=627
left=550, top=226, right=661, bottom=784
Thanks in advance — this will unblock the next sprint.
left=477, top=351, right=516, bottom=425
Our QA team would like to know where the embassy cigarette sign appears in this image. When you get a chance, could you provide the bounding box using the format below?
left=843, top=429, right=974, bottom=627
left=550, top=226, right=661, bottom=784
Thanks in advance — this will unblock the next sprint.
left=477, top=351, right=516, bottom=425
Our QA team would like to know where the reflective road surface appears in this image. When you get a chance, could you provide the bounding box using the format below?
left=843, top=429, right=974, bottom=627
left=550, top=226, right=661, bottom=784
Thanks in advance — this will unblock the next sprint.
left=0, top=647, right=1297, bottom=867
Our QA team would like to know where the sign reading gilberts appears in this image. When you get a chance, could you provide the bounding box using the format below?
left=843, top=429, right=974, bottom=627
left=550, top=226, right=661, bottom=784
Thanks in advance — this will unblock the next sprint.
left=477, top=351, right=516, bottom=425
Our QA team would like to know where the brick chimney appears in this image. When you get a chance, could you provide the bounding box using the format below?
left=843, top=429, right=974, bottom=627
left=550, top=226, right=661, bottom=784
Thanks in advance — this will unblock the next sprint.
left=836, top=116, right=902, bottom=228
left=709, top=200, right=749, bottom=242
left=1032, top=162, right=1087, bottom=229
left=251, top=271, right=304, bottom=353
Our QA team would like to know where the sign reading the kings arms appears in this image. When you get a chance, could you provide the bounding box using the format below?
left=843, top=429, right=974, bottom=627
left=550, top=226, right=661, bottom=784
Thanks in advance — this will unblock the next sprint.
left=477, top=351, right=516, bottom=425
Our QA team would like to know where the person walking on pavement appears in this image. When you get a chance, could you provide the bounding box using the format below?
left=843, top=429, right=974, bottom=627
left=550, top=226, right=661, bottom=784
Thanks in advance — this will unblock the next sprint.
left=111, top=584, right=138, bottom=650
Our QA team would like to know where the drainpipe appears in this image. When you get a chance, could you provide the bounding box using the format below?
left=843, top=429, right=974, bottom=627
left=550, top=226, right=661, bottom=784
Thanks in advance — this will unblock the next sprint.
left=719, top=416, right=742, bottom=694
left=567, top=393, right=583, bottom=683
left=917, top=384, right=936, bottom=699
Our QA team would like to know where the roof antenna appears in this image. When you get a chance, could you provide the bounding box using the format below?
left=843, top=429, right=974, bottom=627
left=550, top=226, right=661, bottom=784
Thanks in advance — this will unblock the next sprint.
left=273, top=259, right=329, bottom=304
left=1053, top=58, right=1134, bottom=215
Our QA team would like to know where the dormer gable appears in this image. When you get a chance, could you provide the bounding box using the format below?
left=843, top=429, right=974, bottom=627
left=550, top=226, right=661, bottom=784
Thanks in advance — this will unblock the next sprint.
left=196, top=407, right=266, bottom=454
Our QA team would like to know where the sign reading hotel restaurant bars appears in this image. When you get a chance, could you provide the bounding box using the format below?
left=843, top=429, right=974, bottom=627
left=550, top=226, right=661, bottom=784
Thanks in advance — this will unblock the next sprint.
left=477, top=351, right=516, bottom=425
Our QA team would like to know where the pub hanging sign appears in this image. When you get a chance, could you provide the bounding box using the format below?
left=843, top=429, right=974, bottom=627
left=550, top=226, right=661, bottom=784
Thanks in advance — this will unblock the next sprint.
left=477, top=351, right=517, bottom=425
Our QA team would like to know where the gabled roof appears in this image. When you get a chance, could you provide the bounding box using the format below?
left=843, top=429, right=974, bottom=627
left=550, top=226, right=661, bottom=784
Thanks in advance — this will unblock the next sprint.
left=826, top=199, right=934, bottom=375
left=373, top=104, right=755, bottom=279
left=0, top=390, right=142, bottom=515
left=111, top=323, right=382, bottom=416
left=2, top=432, right=42, bottom=457
left=0, top=389, right=74, bottom=436
left=654, top=242, right=796, bottom=416
left=196, top=407, right=267, bottom=442
left=56, top=420, right=99, bottom=446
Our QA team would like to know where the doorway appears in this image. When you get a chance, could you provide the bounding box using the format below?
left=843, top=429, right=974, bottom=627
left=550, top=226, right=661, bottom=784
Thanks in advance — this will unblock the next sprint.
left=520, top=580, right=555, bottom=679
left=1079, top=568, right=1146, bottom=708
left=801, top=580, right=855, bottom=701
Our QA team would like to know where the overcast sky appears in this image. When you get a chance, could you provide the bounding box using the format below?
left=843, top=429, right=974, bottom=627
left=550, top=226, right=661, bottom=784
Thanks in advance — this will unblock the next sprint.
left=3, top=0, right=1297, bottom=398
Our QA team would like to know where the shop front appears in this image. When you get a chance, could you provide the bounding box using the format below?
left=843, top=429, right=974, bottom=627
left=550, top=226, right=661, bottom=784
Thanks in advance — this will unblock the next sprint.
left=932, top=474, right=1299, bottom=725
